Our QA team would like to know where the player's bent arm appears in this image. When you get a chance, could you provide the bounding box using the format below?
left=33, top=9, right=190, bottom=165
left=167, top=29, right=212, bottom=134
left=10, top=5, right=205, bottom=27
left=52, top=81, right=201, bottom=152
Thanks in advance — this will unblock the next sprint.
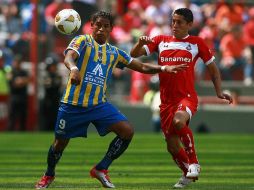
left=64, top=49, right=81, bottom=85
left=207, top=62, right=222, bottom=96
left=127, top=59, right=188, bottom=74
left=131, top=36, right=154, bottom=57
left=207, top=62, right=233, bottom=104
left=64, top=50, right=79, bottom=71
left=130, top=44, right=147, bottom=58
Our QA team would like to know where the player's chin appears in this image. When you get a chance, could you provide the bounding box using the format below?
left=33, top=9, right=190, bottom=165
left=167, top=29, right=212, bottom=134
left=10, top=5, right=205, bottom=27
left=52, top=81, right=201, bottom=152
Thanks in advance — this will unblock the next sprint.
left=97, top=33, right=106, bottom=38
left=172, top=30, right=178, bottom=36
left=96, top=34, right=107, bottom=41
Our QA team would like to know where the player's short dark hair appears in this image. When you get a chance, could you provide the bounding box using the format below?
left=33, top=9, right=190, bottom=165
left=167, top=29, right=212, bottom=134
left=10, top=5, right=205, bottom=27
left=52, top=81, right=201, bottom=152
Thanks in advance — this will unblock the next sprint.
left=173, top=8, right=193, bottom=23
left=91, top=11, right=114, bottom=27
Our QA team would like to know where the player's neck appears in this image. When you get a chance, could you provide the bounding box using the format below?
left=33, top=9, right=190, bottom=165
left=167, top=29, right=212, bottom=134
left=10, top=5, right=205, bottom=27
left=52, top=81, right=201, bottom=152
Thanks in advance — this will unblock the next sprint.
left=173, top=34, right=189, bottom=40
left=91, top=35, right=107, bottom=46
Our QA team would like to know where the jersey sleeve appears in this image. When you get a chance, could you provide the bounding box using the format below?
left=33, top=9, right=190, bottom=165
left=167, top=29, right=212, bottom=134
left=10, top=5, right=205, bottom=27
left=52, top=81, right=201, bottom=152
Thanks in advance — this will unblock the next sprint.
left=144, top=35, right=162, bottom=55
left=116, top=48, right=133, bottom=69
left=198, top=38, right=215, bottom=65
left=64, top=35, right=87, bottom=56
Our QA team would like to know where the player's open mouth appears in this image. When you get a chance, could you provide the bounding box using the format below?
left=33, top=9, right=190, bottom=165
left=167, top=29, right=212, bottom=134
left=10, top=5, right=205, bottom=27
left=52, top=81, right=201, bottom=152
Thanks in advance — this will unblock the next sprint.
left=97, top=33, right=104, bottom=37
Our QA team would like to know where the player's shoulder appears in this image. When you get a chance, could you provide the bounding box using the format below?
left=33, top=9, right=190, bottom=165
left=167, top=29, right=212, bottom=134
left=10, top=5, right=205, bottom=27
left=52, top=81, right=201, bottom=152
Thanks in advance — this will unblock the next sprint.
left=106, top=43, right=127, bottom=56
left=71, top=34, right=90, bottom=44
left=187, top=35, right=205, bottom=44
left=108, top=44, right=127, bottom=54
left=108, top=43, right=119, bottom=53
left=152, top=35, right=173, bottom=41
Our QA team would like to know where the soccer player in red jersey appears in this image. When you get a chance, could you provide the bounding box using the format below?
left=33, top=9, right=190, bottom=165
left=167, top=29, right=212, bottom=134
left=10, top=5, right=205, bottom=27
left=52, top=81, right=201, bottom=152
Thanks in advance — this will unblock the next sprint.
left=131, top=8, right=233, bottom=188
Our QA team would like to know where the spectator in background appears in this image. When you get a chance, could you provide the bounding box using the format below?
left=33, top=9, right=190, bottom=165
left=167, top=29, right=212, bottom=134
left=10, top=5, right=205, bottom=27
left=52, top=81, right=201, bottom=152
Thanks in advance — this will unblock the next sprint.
left=8, top=55, right=29, bottom=131
left=219, top=24, right=253, bottom=85
left=144, top=0, right=170, bottom=25
left=111, top=16, right=133, bottom=52
left=42, top=53, right=62, bottom=131
left=244, top=7, right=254, bottom=76
left=0, top=50, right=10, bottom=130
left=215, top=2, right=244, bottom=35
left=129, top=70, right=151, bottom=104
left=44, top=0, right=72, bottom=55
left=71, top=0, right=99, bottom=25
left=0, top=50, right=10, bottom=96
left=1, top=2, right=29, bottom=60
left=197, top=18, right=218, bottom=81
left=123, top=1, right=144, bottom=32
left=143, top=75, right=161, bottom=132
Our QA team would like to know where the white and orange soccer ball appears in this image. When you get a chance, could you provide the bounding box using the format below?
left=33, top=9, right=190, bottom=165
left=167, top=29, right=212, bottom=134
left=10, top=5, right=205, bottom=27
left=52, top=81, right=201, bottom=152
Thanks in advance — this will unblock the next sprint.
left=55, top=9, right=81, bottom=35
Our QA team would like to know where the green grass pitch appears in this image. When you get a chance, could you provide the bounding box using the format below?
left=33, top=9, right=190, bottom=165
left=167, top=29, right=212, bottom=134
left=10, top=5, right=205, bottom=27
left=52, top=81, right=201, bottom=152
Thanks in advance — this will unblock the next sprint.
left=0, top=132, right=253, bottom=190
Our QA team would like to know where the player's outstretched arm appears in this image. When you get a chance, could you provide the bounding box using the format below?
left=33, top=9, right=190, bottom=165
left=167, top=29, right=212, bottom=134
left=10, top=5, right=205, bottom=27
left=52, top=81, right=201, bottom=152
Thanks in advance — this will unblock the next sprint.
left=127, top=59, right=188, bottom=74
left=64, top=50, right=81, bottom=85
left=130, top=36, right=154, bottom=57
left=207, top=62, right=233, bottom=104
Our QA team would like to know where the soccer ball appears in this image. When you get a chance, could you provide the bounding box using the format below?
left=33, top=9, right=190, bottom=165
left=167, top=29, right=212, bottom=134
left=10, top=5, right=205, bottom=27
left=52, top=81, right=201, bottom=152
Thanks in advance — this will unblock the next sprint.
left=55, top=9, right=81, bottom=35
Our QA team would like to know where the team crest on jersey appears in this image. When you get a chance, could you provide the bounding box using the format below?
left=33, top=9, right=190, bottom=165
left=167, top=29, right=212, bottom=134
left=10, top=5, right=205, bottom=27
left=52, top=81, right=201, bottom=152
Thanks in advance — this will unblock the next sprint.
left=86, top=42, right=93, bottom=47
left=98, top=51, right=103, bottom=61
left=186, top=44, right=192, bottom=50
left=92, top=64, right=103, bottom=77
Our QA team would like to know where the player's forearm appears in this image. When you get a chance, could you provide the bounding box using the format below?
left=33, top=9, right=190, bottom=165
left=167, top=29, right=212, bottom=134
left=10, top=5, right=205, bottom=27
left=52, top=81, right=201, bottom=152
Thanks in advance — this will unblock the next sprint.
left=138, top=63, right=163, bottom=74
left=64, top=55, right=78, bottom=71
left=208, top=64, right=223, bottom=96
left=211, top=74, right=223, bottom=96
left=130, top=43, right=145, bottom=57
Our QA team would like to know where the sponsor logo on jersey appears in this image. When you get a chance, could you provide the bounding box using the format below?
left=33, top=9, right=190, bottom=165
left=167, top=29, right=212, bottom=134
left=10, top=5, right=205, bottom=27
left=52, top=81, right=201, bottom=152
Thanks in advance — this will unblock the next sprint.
left=92, top=64, right=103, bottom=77
left=160, top=57, right=191, bottom=63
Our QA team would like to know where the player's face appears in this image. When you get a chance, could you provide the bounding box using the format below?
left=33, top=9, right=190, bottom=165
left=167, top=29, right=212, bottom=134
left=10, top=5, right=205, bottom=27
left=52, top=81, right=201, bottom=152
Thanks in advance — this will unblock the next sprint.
left=91, top=17, right=112, bottom=44
left=171, top=14, right=192, bottom=39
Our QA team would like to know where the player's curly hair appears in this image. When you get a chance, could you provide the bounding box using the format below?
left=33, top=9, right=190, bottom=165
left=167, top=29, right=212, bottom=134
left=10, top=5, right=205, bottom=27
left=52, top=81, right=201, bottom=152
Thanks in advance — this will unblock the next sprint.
left=91, top=11, right=114, bottom=27
left=173, top=8, right=193, bottom=23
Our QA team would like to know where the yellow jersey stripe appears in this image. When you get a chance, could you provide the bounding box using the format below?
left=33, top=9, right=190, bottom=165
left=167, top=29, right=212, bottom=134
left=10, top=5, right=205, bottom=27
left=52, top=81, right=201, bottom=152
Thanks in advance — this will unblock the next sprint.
left=83, top=83, right=92, bottom=107
left=63, top=77, right=72, bottom=102
left=93, top=85, right=101, bottom=105
left=102, top=45, right=107, bottom=65
left=93, top=42, right=99, bottom=62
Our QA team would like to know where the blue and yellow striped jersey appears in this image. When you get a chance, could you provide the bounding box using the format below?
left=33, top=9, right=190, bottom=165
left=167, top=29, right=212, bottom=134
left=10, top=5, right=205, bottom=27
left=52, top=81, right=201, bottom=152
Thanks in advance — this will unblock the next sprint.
left=61, top=34, right=133, bottom=107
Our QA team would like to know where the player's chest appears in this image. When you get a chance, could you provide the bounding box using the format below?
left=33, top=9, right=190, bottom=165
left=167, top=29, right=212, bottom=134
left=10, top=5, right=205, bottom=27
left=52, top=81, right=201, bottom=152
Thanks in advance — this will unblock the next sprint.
left=158, top=41, right=198, bottom=64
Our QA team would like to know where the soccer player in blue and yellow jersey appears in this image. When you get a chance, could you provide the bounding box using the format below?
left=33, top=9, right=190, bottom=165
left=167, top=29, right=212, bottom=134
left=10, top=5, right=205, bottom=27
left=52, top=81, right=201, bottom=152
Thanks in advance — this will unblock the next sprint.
left=35, top=11, right=188, bottom=189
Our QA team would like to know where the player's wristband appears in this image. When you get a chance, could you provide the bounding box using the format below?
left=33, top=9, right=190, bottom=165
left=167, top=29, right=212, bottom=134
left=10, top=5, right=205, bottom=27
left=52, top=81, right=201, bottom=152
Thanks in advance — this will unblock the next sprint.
left=161, top=65, right=166, bottom=72
left=70, top=66, right=79, bottom=71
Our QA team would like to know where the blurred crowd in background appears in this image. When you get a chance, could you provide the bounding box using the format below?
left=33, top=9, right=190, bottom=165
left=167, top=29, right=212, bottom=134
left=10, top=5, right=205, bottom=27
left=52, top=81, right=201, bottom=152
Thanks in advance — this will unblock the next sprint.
left=0, top=0, right=254, bottom=131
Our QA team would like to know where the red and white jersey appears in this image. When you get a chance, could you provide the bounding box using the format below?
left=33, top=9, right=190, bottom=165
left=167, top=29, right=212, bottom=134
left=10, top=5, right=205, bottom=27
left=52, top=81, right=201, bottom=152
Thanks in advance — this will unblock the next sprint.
left=144, top=35, right=215, bottom=104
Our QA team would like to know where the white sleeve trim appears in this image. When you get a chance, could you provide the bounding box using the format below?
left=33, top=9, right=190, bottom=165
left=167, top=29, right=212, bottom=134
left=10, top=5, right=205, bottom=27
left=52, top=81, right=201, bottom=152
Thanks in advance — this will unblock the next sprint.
left=186, top=106, right=192, bottom=119
left=144, top=45, right=150, bottom=55
left=64, top=47, right=80, bottom=57
left=205, top=56, right=215, bottom=65
left=128, top=57, right=134, bottom=64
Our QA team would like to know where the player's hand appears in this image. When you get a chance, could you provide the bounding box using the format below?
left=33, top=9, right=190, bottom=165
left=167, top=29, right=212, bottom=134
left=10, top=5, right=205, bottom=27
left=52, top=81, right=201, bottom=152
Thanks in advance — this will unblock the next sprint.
left=217, top=92, right=233, bottom=104
left=70, top=69, right=81, bottom=85
left=138, top=36, right=154, bottom=46
left=163, top=64, right=189, bottom=74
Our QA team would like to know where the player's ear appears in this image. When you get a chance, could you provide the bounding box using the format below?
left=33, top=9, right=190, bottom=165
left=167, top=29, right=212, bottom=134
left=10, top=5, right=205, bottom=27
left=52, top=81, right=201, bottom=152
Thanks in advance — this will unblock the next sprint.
left=188, top=21, right=193, bottom=28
